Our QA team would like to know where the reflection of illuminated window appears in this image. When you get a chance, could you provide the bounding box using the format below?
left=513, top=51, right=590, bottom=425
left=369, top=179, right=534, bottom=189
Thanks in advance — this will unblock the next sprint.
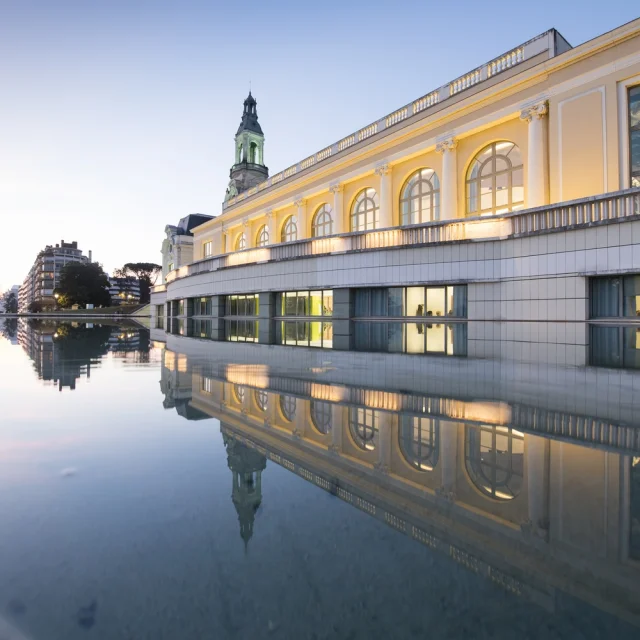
left=349, top=408, right=378, bottom=451
left=465, top=425, right=524, bottom=500
left=280, top=321, right=333, bottom=349
left=280, top=395, right=297, bottom=422
left=310, top=401, right=332, bottom=434
left=398, top=416, right=439, bottom=470
left=225, top=320, right=258, bottom=342
left=234, top=385, right=245, bottom=403
left=254, top=390, right=268, bottom=412
left=201, top=377, right=213, bottom=394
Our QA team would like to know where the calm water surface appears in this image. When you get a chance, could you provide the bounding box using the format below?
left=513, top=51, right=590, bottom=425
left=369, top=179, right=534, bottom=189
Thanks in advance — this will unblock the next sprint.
left=0, top=318, right=639, bottom=639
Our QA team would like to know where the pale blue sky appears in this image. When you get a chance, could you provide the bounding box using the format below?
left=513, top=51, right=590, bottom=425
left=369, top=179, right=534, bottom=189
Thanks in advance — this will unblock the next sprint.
left=0, top=0, right=637, bottom=292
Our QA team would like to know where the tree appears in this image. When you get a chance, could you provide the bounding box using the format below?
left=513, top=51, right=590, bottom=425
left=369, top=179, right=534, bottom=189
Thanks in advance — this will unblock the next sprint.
left=56, top=262, right=111, bottom=308
left=115, top=262, right=161, bottom=304
left=28, top=300, right=45, bottom=313
left=1, top=290, right=18, bottom=314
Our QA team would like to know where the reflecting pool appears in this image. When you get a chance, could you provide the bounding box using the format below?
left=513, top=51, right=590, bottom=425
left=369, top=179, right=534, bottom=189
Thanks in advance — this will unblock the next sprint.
left=0, top=318, right=639, bottom=639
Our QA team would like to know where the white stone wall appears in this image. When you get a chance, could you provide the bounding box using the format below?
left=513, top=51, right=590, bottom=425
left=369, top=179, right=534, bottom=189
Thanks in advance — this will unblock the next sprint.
left=162, top=218, right=640, bottom=323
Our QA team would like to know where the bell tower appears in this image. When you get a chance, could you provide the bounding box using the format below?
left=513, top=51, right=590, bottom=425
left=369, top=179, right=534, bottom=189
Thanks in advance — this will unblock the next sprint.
left=225, top=92, right=269, bottom=201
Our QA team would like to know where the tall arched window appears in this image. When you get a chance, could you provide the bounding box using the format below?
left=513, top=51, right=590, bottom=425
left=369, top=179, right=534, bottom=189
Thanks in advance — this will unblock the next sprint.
left=465, top=425, right=524, bottom=500
left=399, top=416, right=439, bottom=471
left=310, top=401, right=332, bottom=434
left=254, top=390, right=268, bottom=412
left=349, top=408, right=378, bottom=451
left=281, top=215, right=298, bottom=242
left=249, top=142, right=257, bottom=163
left=256, top=225, right=269, bottom=247
left=237, top=144, right=243, bottom=163
left=312, top=204, right=333, bottom=237
left=350, top=188, right=379, bottom=232
left=466, top=141, right=524, bottom=216
left=400, top=169, right=440, bottom=225
left=280, top=395, right=297, bottom=422
left=235, top=232, right=247, bottom=251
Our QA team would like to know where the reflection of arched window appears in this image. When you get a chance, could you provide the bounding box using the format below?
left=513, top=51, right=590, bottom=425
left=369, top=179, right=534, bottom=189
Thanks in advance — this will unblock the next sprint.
left=400, top=169, right=440, bottom=225
left=235, top=232, right=247, bottom=251
left=312, top=204, right=333, bottom=237
left=234, top=385, right=245, bottom=403
left=256, top=225, right=269, bottom=247
left=249, top=142, right=257, bottom=163
left=349, top=408, right=378, bottom=450
left=465, top=425, right=524, bottom=500
left=254, top=390, right=268, bottom=412
left=399, top=416, right=439, bottom=471
left=466, top=142, right=524, bottom=216
left=281, top=215, right=298, bottom=242
left=350, top=188, right=379, bottom=232
left=310, top=401, right=332, bottom=434
left=280, top=395, right=297, bottom=422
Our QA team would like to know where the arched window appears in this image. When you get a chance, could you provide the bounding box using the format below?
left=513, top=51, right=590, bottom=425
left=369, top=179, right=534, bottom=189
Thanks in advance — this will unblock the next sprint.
left=281, top=215, right=298, bottom=243
left=312, top=204, right=334, bottom=237
left=310, top=401, right=332, bottom=434
left=398, top=416, right=439, bottom=471
left=249, top=142, right=257, bottom=163
left=465, top=425, right=524, bottom=500
left=234, top=385, right=245, bottom=403
left=400, top=169, right=440, bottom=225
left=349, top=408, right=378, bottom=451
left=254, top=390, right=268, bottom=412
left=466, top=141, right=524, bottom=216
left=256, top=225, right=269, bottom=247
left=235, top=232, right=247, bottom=251
left=280, top=395, right=297, bottom=422
left=350, top=188, right=379, bottom=232
left=237, top=144, right=243, bottom=163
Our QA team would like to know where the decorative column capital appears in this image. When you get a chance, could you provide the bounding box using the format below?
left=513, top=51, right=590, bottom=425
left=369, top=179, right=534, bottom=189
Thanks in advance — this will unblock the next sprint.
left=328, top=443, right=341, bottom=454
left=294, top=198, right=306, bottom=208
left=265, top=208, right=274, bottom=219
left=329, top=183, right=343, bottom=194
left=374, top=163, right=390, bottom=177
left=242, top=217, right=249, bottom=228
left=520, top=101, right=548, bottom=122
left=436, top=137, right=457, bottom=153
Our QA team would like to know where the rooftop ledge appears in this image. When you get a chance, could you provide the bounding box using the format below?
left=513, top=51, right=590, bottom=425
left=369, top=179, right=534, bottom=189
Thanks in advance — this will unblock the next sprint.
left=155, top=188, right=640, bottom=289
left=220, top=30, right=568, bottom=214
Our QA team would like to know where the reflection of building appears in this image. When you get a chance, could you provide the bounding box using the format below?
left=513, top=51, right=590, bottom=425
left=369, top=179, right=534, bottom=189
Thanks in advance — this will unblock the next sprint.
left=19, top=240, right=89, bottom=312
left=153, top=20, right=640, bottom=331
left=223, top=433, right=266, bottom=549
left=156, top=336, right=640, bottom=628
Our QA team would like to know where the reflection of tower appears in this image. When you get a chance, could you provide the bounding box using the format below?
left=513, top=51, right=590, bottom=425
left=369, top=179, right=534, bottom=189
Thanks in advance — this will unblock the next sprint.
left=223, top=431, right=266, bottom=550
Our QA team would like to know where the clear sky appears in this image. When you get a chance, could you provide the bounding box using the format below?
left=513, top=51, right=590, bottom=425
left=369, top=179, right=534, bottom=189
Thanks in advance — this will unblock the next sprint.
left=0, top=0, right=637, bottom=292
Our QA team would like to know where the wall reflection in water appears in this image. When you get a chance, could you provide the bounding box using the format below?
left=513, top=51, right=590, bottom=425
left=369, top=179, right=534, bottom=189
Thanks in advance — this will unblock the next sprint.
left=158, top=342, right=640, bottom=628
left=15, top=319, right=151, bottom=391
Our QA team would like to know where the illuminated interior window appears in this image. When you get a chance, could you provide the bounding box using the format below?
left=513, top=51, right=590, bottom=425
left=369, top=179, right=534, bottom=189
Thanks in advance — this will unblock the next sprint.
left=465, top=425, right=524, bottom=500
left=256, top=225, right=269, bottom=247
left=630, top=85, right=640, bottom=188
left=281, top=215, right=298, bottom=243
left=349, top=408, right=378, bottom=451
left=203, top=241, right=213, bottom=258
left=466, top=142, right=523, bottom=216
left=400, top=168, right=440, bottom=225
left=312, top=204, right=334, bottom=237
left=235, top=233, right=247, bottom=251
left=280, top=395, right=297, bottom=422
left=254, top=390, right=268, bottom=412
left=398, top=416, right=439, bottom=471
left=350, top=188, right=379, bottom=232
left=310, top=401, right=332, bottom=434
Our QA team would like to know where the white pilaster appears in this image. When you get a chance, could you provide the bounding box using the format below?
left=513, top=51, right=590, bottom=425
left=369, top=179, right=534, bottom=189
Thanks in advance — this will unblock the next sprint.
left=295, top=198, right=307, bottom=239
left=242, top=217, right=250, bottom=248
left=266, top=209, right=276, bottom=245
left=330, top=404, right=344, bottom=453
left=329, top=183, right=343, bottom=235
left=520, top=101, right=549, bottom=208
left=375, top=163, right=393, bottom=228
left=525, top=433, right=548, bottom=538
left=376, top=413, right=392, bottom=474
left=436, top=137, right=458, bottom=220
left=438, top=421, right=458, bottom=499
